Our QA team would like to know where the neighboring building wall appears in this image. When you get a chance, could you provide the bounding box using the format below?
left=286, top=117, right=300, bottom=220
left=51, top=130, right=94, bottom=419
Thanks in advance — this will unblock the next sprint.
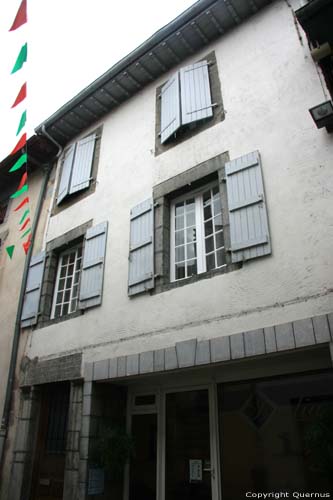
left=24, top=1, right=333, bottom=368
left=0, top=168, right=53, bottom=500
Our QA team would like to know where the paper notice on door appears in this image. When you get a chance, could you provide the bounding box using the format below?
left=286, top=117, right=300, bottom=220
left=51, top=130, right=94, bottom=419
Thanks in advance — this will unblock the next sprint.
left=189, top=459, right=202, bottom=482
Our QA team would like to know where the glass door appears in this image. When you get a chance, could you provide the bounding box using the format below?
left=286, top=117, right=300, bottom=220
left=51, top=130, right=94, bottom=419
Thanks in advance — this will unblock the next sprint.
left=164, top=388, right=216, bottom=500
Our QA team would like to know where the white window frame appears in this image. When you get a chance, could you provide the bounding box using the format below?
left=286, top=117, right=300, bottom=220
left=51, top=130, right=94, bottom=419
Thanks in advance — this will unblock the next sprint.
left=51, top=243, right=83, bottom=319
left=170, top=181, right=226, bottom=282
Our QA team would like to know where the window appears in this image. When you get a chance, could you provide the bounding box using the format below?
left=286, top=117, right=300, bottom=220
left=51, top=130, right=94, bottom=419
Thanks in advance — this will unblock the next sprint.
left=129, top=151, right=271, bottom=296
left=170, top=182, right=226, bottom=281
left=155, top=51, right=224, bottom=155
left=55, top=127, right=102, bottom=208
left=21, top=221, right=108, bottom=328
left=51, top=244, right=83, bottom=319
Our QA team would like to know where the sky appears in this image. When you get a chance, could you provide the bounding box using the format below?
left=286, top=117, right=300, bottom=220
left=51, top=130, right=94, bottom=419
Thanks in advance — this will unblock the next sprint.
left=0, top=0, right=195, bottom=161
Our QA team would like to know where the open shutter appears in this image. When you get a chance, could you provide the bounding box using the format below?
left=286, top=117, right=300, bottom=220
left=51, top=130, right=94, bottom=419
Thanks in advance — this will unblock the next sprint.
left=69, top=133, right=96, bottom=194
left=160, top=72, right=181, bottom=144
left=21, top=252, right=46, bottom=327
left=79, top=221, right=108, bottom=310
left=225, top=151, right=271, bottom=263
left=180, top=60, right=213, bottom=125
left=57, top=145, right=75, bottom=204
left=128, top=198, right=154, bottom=296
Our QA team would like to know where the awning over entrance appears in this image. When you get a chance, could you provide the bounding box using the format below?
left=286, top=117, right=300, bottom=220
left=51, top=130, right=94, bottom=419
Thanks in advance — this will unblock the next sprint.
left=84, top=313, right=333, bottom=383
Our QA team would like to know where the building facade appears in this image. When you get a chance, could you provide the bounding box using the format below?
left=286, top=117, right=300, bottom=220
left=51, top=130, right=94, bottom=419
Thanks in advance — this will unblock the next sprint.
left=2, top=0, right=333, bottom=499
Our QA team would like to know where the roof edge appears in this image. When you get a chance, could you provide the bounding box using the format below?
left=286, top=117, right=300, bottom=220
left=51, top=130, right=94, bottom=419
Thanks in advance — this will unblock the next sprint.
left=35, top=0, right=218, bottom=134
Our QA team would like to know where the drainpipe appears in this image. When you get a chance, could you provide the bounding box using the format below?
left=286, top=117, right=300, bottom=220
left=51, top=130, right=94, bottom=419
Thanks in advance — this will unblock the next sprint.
left=0, top=129, right=63, bottom=473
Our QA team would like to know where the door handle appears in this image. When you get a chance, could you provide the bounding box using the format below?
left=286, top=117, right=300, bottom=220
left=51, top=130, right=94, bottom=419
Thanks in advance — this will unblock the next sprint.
left=203, top=467, right=215, bottom=480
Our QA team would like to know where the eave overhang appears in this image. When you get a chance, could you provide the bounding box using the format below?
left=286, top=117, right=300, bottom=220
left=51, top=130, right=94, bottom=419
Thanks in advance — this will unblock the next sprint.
left=35, top=0, right=273, bottom=146
left=295, top=0, right=333, bottom=46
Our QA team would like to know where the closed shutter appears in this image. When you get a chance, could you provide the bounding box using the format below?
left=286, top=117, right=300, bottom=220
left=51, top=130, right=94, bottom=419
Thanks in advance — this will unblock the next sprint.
left=225, top=151, right=271, bottom=263
left=128, top=198, right=154, bottom=296
left=57, top=145, right=75, bottom=204
left=79, top=221, right=108, bottom=310
left=21, top=251, right=46, bottom=327
left=160, top=72, right=181, bottom=144
left=180, top=60, right=213, bottom=125
left=69, top=133, right=96, bottom=194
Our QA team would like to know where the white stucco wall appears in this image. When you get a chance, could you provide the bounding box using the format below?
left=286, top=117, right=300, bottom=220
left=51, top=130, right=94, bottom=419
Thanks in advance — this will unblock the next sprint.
left=26, top=0, right=333, bottom=364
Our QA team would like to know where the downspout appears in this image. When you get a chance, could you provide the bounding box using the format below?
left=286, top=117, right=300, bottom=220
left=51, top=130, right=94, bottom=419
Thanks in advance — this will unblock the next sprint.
left=0, top=129, right=63, bottom=473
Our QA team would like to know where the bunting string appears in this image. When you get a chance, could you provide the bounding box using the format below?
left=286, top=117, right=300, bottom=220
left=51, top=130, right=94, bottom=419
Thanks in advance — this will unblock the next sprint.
left=5, top=0, right=30, bottom=259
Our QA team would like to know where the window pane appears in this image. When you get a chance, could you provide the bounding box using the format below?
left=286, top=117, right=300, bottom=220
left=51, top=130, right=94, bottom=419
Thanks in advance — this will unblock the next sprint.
left=56, top=292, right=63, bottom=304
left=175, top=262, right=185, bottom=280
left=68, top=264, right=74, bottom=276
left=204, top=219, right=213, bottom=236
left=62, top=255, right=69, bottom=265
left=204, top=204, right=212, bottom=221
left=175, top=216, right=184, bottom=230
left=213, top=215, right=223, bottom=232
left=205, top=236, right=214, bottom=254
left=175, top=246, right=185, bottom=263
left=64, top=290, right=71, bottom=302
left=69, top=253, right=75, bottom=264
left=58, top=278, right=65, bottom=291
left=60, top=267, right=66, bottom=278
left=175, top=230, right=184, bottom=246
left=186, top=243, right=196, bottom=260
left=206, top=253, right=215, bottom=271
left=72, top=285, right=78, bottom=298
left=185, top=198, right=195, bottom=211
left=66, top=277, right=72, bottom=289
left=74, top=272, right=80, bottom=285
left=70, top=299, right=77, bottom=312
left=175, top=202, right=184, bottom=216
left=203, top=190, right=211, bottom=203
left=62, top=303, right=69, bottom=316
left=215, top=231, right=224, bottom=250
left=186, top=227, right=196, bottom=243
left=216, top=249, right=226, bottom=267
left=187, top=259, right=197, bottom=277
left=55, top=305, right=61, bottom=318
left=186, top=211, right=195, bottom=227
left=213, top=195, right=222, bottom=216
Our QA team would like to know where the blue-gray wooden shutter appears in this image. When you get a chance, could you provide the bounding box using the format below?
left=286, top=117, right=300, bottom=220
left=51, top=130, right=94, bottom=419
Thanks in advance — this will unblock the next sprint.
left=128, top=198, right=154, bottom=296
left=180, top=60, right=213, bottom=125
left=225, top=151, right=271, bottom=263
left=21, top=251, right=46, bottom=327
left=160, top=72, right=181, bottom=144
left=69, top=133, right=96, bottom=194
left=57, top=145, right=75, bottom=204
left=79, top=221, right=108, bottom=310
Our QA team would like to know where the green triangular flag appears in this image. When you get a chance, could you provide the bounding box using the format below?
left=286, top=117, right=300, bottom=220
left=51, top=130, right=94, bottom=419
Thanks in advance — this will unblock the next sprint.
left=19, top=209, right=30, bottom=225
left=20, top=227, right=31, bottom=239
left=10, top=184, right=28, bottom=199
left=6, top=245, right=15, bottom=259
left=9, top=152, right=27, bottom=173
left=11, top=43, right=27, bottom=74
left=16, top=110, right=27, bottom=136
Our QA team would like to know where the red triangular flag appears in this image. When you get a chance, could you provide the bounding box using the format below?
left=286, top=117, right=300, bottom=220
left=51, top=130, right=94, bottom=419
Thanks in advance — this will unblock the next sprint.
left=11, top=82, right=27, bottom=108
left=10, top=133, right=26, bottom=156
left=9, top=0, right=27, bottom=31
left=17, top=172, right=27, bottom=191
left=14, top=196, right=29, bottom=211
left=22, top=234, right=32, bottom=255
left=20, top=217, right=30, bottom=231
